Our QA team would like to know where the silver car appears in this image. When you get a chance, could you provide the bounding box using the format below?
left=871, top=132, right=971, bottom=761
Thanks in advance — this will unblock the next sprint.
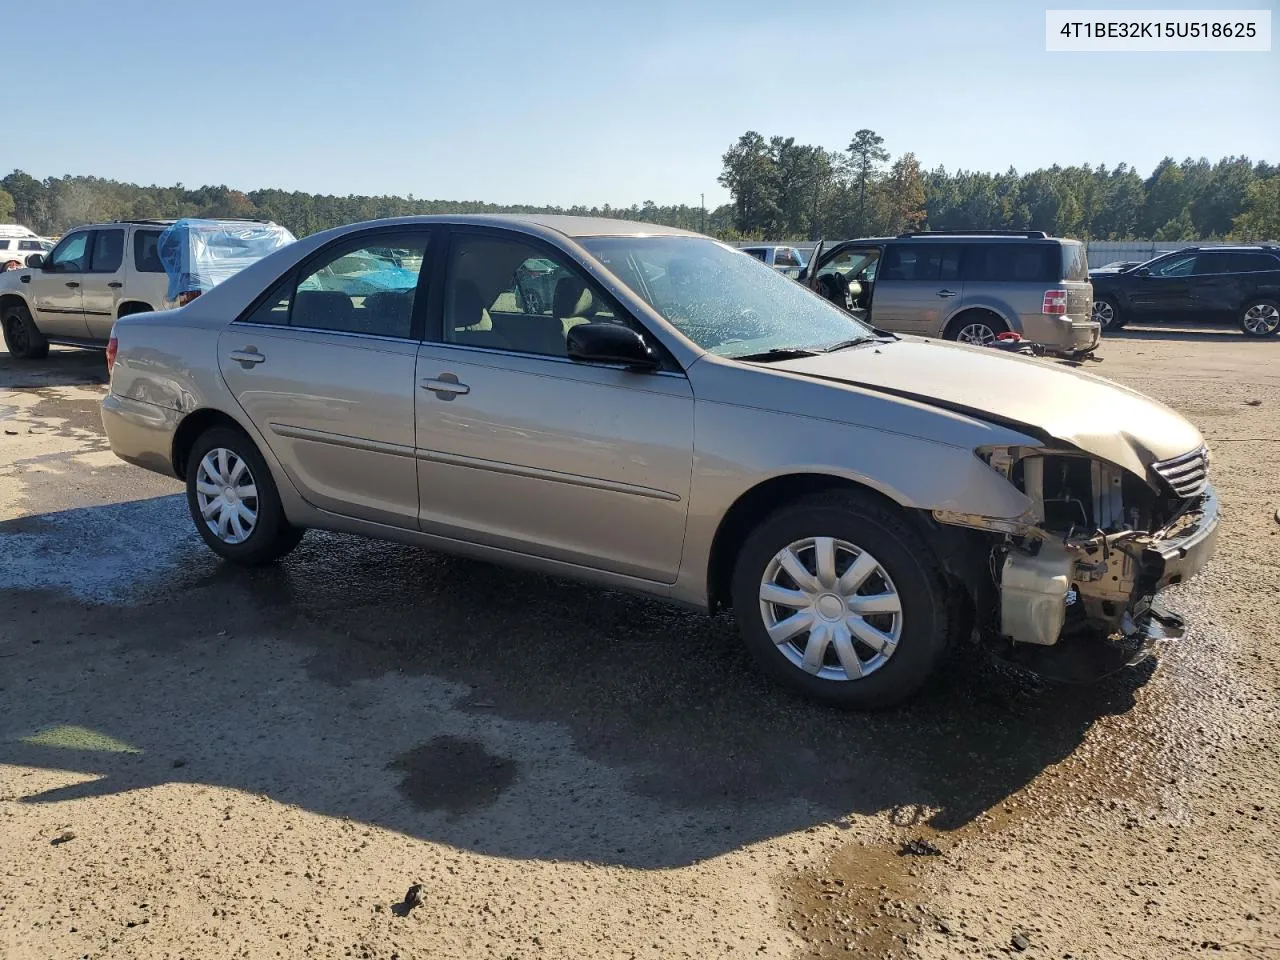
left=101, top=215, right=1219, bottom=708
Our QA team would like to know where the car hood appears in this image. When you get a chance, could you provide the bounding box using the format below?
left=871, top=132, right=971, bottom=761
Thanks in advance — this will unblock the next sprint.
left=769, top=339, right=1203, bottom=477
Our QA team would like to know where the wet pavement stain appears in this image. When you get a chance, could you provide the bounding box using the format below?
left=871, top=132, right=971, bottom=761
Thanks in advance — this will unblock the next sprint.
left=387, top=735, right=518, bottom=818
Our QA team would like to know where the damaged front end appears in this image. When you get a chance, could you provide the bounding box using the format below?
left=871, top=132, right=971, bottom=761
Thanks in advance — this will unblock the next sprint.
left=934, top=443, right=1219, bottom=681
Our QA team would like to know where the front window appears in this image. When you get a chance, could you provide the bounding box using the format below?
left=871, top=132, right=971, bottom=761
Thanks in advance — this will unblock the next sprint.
left=581, top=236, right=873, bottom=358
left=1148, top=253, right=1197, bottom=277
left=46, top=232, right=90, bottom=273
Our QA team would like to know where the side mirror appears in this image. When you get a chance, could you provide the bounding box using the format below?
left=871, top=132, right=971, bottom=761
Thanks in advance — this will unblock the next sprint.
left=1134, top=266, right=1150, bottom=277
left=25, top=253, right=45, bottom=268
left=566, top=321, right=659, bottom=371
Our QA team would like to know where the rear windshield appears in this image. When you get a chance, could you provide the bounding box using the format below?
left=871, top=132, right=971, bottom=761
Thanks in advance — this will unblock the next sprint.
left=1060, top=242, right=1088, bottom=281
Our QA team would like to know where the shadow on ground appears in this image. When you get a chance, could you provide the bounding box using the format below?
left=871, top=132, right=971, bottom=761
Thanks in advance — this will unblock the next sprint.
left=1105, top=322, right=1248, bottom=343
left=0, top=497, right=1153, bottom=869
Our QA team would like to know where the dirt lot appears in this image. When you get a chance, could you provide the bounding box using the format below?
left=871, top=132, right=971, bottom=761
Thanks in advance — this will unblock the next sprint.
left=1, top=326, right=1278, bottom=960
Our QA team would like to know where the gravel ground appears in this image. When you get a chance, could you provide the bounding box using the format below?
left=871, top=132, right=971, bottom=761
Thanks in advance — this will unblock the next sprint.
left=1, top=325, right=1277, bottom=960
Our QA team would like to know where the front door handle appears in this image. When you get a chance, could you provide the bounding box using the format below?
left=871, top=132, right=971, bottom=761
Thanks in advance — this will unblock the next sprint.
left=229, top=349, right=266, bottom=366
left=65, top=281, right=80, bottom=289
left=936, top=288, right=958, bottom=298
left=108, top=281, right=123, bottom=289
left=420, top=374, right=470, bottom=400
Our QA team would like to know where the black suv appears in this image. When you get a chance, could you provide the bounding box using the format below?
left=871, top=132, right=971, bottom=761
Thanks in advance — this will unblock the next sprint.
left=1090, top=245, right=1280, bottom=337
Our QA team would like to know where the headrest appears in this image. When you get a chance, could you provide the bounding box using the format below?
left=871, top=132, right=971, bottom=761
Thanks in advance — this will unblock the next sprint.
left=453, top=281, right=486, bottom=329
left=553, top=276, right=598, bottom=319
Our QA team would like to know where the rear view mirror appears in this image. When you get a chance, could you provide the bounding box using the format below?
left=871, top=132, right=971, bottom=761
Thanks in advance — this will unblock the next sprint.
left=566, top=321, right=658, bottom=370
left=1135, top=266, right=1150, bottom=277
left=24, top=253, right=44, bottom=268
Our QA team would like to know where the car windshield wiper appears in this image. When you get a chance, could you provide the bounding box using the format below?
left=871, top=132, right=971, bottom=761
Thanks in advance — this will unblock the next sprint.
left=732, top=347, right=820, bottom=362
left=819, top=336, right=878, bottom=353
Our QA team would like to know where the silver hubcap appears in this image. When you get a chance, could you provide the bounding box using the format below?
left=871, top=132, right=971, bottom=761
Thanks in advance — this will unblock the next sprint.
left=1243, top=303, right=1279, bottom=335
left=1092, top=300, right=1115, bottom=327
left=956, top=322, right=997, bottom=345
left=759, top=537, right=903, bottom=682
left=195, top=448, right=259, bottom=544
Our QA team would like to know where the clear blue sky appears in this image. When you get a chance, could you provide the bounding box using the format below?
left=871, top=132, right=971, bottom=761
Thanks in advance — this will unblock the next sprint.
left=4, top=0, right=1276, bottom=207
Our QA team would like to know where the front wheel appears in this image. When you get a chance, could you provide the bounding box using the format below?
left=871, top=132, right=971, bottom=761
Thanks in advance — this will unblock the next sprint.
left=1240, top=299, right=1280, bottom=338
left=1092, top=295, right=1124, bottom=331
left=2, top=303, right=50, bottom=360
left=731, top=491, right=950, bottom=709
left=185, top=426, right=304, bottom=565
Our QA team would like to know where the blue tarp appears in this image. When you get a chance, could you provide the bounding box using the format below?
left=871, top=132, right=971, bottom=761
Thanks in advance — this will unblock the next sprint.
left=157, top=218, right=296, bottom=301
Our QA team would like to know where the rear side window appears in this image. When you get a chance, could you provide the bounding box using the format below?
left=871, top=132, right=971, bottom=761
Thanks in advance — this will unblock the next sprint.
left=881, top=243, right=961, bottom=282
left=89, top=229, right=124, bottom=273
left=0, top=240, right=9, bottom=251
left=133, top=230, right=165, bottom=272
left=963, top=243, right=1057, bottom=282
left=1059, top=242, right=1089, bottom=281
left=1225, top=252, right=1280, bottom=273
left=18, top=240, right=44, bottom=252
left=742, top=248, right=766, bottom=261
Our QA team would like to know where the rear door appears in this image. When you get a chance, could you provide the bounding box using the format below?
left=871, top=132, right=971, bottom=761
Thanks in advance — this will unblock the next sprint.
left=80, top=227, right=126, bottom=341
left=870, top=242, right=962, bottom=334
left=1191, top=251, right=1278, bottom=321
left=217, top=226, right=434, bottom=529
left=27, top=230, right=91, bottom=338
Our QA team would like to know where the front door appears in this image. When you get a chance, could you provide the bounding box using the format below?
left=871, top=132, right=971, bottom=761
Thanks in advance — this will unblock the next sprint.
left=869, top=242, right=963, bottom=335
left=29, top=230, right=91, bottom=338
left=810, top=243, right=882, bottom=318
left=1128, top=252, right=1197, bottom=318
left=217, top=228, right=434, bottom=529
left=80, top=227, right=126, bottom=340
left=414, top=229, right=695, bottom=583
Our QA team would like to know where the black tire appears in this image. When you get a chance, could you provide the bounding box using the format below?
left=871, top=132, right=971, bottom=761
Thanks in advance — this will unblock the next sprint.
left=2, top=303, right=50, bottom=360
left=730, top=491, right=950, bottom=710
left=1239, top=298, right=1280, bottom=338
left=185, top=426, right=304, bottom=565
left=943, top=311, right=1007, bottom=345
left=1093, top=295, right=1125, bottom=331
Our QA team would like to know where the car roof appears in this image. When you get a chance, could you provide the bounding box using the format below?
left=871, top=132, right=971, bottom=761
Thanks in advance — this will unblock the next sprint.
left=309, top=213, right=704, bottom=240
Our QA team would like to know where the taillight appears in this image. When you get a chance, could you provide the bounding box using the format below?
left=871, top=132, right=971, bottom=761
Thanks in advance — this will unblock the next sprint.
left=177, top=290, right=202, bottom=307
left=1042, top=289, right=1068, bottom=315
left=106, top=336, right=118, bottom=375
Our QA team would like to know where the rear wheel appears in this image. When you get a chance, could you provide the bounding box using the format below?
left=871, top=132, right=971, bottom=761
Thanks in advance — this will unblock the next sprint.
left=731, top=491, right=950, bottom=709
left=1092, top=295, right=1124, bottom=331
left=1240, top=299, right=1280, bottom=338
left=944, top=312, right=1006, bottom=346
left=2, top=303, right=50, bottom=360
left=185, top=426, right=304, bottom=565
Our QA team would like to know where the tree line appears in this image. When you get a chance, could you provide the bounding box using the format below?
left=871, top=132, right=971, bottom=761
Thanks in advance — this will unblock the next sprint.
left=717, top=129, right=1279, bottom=242
left=0, top=170, right=730, bottom=241
left=2, top=136, right=1278, bottom=244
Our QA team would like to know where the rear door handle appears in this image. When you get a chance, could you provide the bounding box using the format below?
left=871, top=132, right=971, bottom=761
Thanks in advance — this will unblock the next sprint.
left=65, top=281, right=80, bottom=289
left=420, top=374, right=469, bottom=399
left=936, top=288, right=958, bottom=298
left=229, top=349, right=266, bottom=366
left=108, top=281, right=123, bottom=289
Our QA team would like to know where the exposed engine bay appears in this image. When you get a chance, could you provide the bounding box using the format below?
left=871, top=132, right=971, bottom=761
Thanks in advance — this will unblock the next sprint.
left=933, top=443, right=1218, bottom=679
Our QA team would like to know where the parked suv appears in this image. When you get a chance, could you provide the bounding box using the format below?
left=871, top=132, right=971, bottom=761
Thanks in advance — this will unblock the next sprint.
left=0, top=226, right=53, bottom=272
left=803, top=231, right=1098, bottom=355
left=0, top=219, right=174, bottom=358
left=1089, top=245, right=1280, bottom=337
left=741, top=244, right=807, bottom=278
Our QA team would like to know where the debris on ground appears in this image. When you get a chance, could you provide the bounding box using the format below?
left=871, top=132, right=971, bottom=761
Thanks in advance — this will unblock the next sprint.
left=1245, top=399, right=1262, bottom=406
left=1011, top=931, right=1030, bottom=951
left=898, top=838, right=942, bottom=857
left=401, top=883, right=425, bottom=912
left=50, top=831, right=76, bottom=846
